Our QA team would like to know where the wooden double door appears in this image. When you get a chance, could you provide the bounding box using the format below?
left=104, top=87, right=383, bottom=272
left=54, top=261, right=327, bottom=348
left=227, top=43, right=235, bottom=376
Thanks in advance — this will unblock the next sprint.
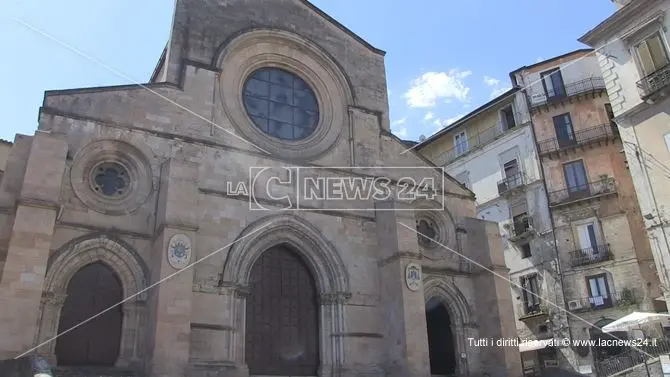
left=55, top=262, right=123, bottom=366
left=245, top=246, right=320, bottom=376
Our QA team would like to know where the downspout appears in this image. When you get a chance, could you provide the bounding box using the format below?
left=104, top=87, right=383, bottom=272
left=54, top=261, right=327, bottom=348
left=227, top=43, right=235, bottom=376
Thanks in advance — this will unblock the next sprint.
left=519, top=76, right=575, bottom=350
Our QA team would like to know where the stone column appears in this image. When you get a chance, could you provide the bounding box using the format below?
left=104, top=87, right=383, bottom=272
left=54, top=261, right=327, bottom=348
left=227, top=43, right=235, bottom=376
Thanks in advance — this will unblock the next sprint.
left=464, top=217, right=523, bottom=377
left=375, top=200, right=430, bottom=377
left=146, top=158, right=199, bottom=377
left=35, top=292, right=67, bottom=363
left=117, top=301, right=145, bottom=368
left=0, top=131, right=68, bottom=359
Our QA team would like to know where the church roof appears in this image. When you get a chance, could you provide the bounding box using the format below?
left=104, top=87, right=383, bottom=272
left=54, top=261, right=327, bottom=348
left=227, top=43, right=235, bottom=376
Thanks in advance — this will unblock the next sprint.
left=300, top=0, right=385, bottom=56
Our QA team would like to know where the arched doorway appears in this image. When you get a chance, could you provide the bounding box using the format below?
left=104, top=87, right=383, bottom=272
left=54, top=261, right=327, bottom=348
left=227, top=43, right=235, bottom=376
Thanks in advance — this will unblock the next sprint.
left=245, top=245, right=319, bottom=376
left=54, top=262, right=123, bottom=366
left=426, top=298, right=457, bottom=376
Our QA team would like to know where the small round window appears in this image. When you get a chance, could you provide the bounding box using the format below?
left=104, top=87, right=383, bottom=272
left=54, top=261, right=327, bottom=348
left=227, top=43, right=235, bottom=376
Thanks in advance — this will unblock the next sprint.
left=90, top=162, right=130, bottom=198
left=242, top=67, right=320, bottom=141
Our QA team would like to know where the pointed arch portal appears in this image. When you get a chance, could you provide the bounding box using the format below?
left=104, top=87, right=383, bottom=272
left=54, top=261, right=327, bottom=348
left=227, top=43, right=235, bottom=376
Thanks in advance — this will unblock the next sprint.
left=426, top=298, right=457, bottom=376
left=245, top=245, right=320, bottom=375
left=36, top=235, right=148, bottom=368
left=54, top=262, right=123, bottom=366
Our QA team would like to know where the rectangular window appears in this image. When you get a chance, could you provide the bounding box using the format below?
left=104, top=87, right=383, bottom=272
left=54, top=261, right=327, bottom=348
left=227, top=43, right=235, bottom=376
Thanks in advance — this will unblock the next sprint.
left=636, top=32, right=670, bottom=77
left=455, top=171, right=471, bottom=190
left=553, top=113, right=575, bottom=148
left=454, top=131, right=468, bottom=155
left=520, top=243, right=532, bottom=259
left=501, top=106, right=517, bottom=131
left=605, top=104, right=615, bottom=124
left=513, top=212, right=531, bottom=236
left=576, top=222, right=604, bottom=265
left=563, top=160, right=589, bottom=198
left=587, top=273, right=612, bottom=308
left=665, top=133, right=670, bottom=152
left=541, top=68, right=566, bottom=99
left=577, top=223, right=599, bottom=252
left=521, top=274, right=541, bottom=313
left=504, top=159, right=519, bottom=178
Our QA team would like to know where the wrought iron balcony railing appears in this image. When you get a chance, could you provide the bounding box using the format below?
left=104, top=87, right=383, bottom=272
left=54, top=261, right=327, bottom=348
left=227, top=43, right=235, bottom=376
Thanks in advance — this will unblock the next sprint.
left=637, top=64, right=670, bottom=100
left=595, top=339, right=670, bottom=377
left=547, top=178, right=617, bottom=207
left=517, top=302, right=548, bottom=320
left=531, top=77, right=606, bottom=107
left=567, top=288, right=638, bottom=313
left=537, top=123, right=619, bottom=155
left=569, top=244, right=612, bottom=267
left=497, top=172, right=526, bottom=195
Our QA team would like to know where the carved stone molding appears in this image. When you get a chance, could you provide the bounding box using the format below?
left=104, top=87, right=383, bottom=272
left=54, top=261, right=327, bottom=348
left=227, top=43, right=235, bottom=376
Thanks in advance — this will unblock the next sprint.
left=70, top=139, right=153, bottom=215
left=216, top=29, right=353, bottom=160
left=319, top=291, right=352, bottom=305
left=40, top=292, right=67, bottom=307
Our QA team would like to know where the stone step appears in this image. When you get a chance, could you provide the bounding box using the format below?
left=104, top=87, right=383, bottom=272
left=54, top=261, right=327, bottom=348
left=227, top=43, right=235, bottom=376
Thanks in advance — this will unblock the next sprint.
left=52, top=366, right=140, bottom=377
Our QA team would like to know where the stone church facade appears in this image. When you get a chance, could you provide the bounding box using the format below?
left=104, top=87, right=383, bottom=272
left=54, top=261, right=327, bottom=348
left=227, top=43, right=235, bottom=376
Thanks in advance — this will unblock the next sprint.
left=0, top=1, right=522, bottom=376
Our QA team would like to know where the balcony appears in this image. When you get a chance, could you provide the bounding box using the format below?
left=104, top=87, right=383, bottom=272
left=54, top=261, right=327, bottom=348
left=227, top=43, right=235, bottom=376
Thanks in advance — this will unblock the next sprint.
left=595, top=339, right=670, bottom=377
left=547, top=178, right=617, bottom=207
left=637, top=64, right=670, bottom=102
left=567, top=288, right=638, bottom=313
left=497, top=172, right=526, bottom=196
left=537, top=123, right=619, bottom=156
left=518, top=303, right=549, bottom=321
left=569, top=244, right=612, bottom=267
left=531, top=77, right=606, bottom=109
left=439, top=121, right=531, bottom=166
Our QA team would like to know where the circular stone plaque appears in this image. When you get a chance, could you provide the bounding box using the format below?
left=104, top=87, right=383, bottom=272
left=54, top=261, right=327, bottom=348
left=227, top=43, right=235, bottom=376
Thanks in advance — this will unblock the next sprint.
left=167, top=234, right=192, bottom=270
left=405, top=263, right=422, bottom=292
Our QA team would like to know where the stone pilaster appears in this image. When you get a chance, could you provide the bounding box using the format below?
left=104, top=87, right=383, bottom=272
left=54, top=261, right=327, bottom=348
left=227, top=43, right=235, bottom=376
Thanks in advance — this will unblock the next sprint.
left=146, top=158, right=199, bottom=377
left=375, top=200, right=430, bottom=377
left=464, top=217, right=523, bottom=377
left=0, top=131, right=68, bottom=359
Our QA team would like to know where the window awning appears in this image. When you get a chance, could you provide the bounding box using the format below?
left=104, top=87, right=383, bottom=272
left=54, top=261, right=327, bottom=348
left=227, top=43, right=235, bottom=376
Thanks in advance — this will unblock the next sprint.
left=519, top=339, right=553, bottom=353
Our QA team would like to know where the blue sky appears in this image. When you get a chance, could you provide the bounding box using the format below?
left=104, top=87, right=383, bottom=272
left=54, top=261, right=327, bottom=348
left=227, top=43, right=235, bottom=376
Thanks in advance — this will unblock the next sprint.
left=0, top=0, right=615, bottom=143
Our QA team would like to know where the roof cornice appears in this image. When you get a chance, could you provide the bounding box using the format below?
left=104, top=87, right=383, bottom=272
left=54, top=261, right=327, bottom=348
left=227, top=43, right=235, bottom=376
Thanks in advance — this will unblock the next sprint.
left=415, top=87, right=520, bottom=149
left=579, top=0, right=663, bottom=46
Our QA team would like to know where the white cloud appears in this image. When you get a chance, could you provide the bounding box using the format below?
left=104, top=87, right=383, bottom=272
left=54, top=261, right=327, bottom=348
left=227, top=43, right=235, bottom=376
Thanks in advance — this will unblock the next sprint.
left=387, top=89, right=392, bottom=98
left=483, top=76, right=500, bottom=87
left=394, top=127, right=408, bottom=138
left=423, top=112, right=435, bottom=121
left=433, top=114, right=465, bottom=129
left=391, top=117, right=407, bottom=127
left=404, top=69, right=472, bottom=108
left=490, top=86, right=512, bottom=99
left=482, top=75, right=511, bottom=99
left=536, top=57, right=544, bottom=63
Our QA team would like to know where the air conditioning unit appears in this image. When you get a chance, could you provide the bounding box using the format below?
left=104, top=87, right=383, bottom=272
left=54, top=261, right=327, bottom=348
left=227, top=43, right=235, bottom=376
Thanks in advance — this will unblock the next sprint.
left=568, top=300, right=583, bottom=310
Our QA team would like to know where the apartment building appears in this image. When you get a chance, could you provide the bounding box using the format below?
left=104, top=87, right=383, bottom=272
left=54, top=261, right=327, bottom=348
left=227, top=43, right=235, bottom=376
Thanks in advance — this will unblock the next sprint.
left=415, top=88, right=569, bottom=374
left=511, top=49, right=661, bottom=374
left=579, top=0, right=670, bottom=309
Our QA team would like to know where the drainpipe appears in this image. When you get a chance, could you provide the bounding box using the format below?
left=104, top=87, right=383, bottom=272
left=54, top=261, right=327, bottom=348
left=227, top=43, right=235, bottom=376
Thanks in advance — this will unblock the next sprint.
left=519, top=79, right=575, bottom=361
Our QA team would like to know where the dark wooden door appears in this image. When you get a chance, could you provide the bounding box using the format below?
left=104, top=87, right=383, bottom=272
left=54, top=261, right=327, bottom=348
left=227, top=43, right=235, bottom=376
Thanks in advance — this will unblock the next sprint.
left=426, top=300, right=456, bottom=376
left=246, top=246, right=319, bottom=376
left=55, top=262, right=123, bottom=366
